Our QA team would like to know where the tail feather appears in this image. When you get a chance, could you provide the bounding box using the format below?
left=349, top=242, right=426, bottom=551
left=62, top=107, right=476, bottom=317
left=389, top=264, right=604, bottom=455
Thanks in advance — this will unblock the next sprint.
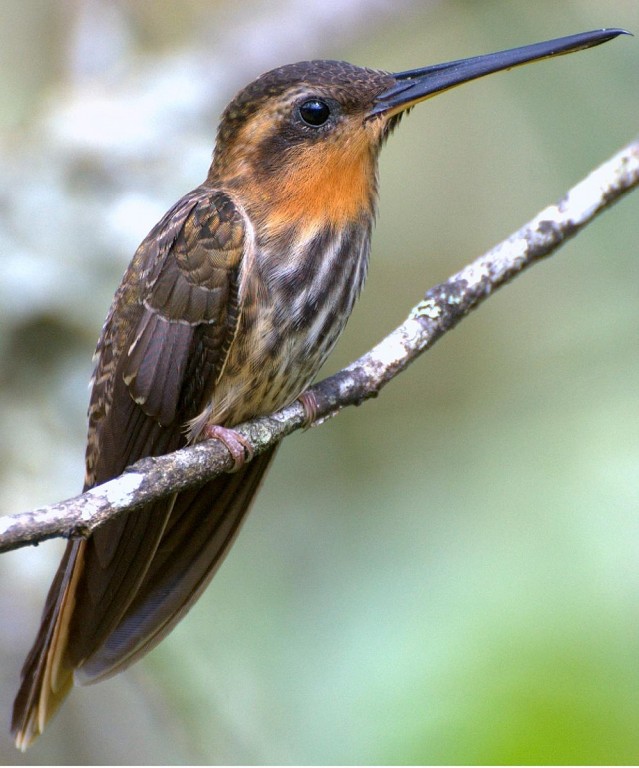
left=11, top=446, right=276, bottom=748
left=12, top=541, right=84, bottom=750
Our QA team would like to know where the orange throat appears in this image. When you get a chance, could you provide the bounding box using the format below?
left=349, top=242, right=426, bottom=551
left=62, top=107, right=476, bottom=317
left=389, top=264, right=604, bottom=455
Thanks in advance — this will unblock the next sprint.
left=245, top=135, right=377, bottom=239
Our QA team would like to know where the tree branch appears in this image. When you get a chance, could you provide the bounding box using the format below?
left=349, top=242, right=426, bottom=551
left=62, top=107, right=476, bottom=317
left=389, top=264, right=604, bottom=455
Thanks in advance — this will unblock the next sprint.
left=1, top=137, right=638, bottom=554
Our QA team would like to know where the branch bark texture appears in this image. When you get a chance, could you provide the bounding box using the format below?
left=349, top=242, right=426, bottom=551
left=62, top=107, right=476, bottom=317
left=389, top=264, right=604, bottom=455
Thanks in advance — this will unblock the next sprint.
left=1, top=137, right=638, bottom=554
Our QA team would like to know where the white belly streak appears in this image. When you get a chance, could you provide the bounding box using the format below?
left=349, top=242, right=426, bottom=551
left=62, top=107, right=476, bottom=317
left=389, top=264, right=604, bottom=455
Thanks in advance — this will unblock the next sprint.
left=189, top=221, right=370, bottom=436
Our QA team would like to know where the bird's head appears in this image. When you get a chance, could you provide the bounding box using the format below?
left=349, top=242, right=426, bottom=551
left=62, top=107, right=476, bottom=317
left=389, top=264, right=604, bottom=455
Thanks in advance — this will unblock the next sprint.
left=207, top=29, right=627, bottom=240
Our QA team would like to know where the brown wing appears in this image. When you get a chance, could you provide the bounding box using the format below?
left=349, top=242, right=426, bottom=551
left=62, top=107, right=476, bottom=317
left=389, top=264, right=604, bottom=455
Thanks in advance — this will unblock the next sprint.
left=77, top=446, right=278, bottom=683
left=13, top=187, right=247, bottom=748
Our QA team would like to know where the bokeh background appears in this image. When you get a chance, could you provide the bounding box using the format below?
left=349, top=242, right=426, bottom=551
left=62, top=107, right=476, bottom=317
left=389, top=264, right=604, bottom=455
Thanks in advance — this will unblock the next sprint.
left=1, top=0, right=638, bottom=763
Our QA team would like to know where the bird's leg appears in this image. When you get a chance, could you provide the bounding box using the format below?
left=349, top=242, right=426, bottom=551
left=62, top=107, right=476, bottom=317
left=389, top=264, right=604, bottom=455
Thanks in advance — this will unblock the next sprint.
left=297, top=390, right=319, bottom=429
left=202, top=424, right=254, bottom=471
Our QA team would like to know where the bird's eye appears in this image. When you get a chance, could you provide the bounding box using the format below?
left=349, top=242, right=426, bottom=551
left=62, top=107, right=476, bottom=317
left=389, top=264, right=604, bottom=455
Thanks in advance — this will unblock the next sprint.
left=298, top=99, right=331, bottom=127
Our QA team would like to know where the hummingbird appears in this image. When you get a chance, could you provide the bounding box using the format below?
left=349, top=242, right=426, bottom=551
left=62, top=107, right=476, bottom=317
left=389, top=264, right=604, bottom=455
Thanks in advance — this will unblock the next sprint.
left=12, top=28, right=626, bottom=748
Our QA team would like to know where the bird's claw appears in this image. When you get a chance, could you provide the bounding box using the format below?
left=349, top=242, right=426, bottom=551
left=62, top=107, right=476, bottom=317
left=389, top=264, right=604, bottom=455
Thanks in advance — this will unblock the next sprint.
left=202, top=425, right=254, bottom=471
left=298, top=390, right=319, bottom=429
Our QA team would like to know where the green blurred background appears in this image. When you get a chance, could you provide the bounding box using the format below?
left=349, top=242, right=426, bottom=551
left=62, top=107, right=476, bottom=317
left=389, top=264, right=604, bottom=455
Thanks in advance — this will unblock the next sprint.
left=1, top=0, right=638, bottom=763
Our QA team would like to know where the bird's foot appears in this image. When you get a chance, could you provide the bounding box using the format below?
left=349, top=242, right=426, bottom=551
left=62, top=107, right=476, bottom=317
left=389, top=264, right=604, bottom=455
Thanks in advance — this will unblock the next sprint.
left=298, top=390, right=319, bottom=429
left=202, top=424, right=254, bottom=471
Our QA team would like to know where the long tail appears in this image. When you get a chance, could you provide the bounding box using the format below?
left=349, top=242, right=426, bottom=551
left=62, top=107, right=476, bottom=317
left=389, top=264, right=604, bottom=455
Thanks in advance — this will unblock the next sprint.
left=11, top=446, right=276, bottom=749
left=11, top=540, right=83, bottom=751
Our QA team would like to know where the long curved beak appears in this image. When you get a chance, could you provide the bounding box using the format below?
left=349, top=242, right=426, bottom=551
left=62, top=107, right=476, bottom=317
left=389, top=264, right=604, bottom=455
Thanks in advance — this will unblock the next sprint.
left=371, top=28, right=630, bottom=117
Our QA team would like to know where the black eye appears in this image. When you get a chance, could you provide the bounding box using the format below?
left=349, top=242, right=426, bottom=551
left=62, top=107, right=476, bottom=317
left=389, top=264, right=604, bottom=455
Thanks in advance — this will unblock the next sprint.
left=298, top=99, right=331, bottom=127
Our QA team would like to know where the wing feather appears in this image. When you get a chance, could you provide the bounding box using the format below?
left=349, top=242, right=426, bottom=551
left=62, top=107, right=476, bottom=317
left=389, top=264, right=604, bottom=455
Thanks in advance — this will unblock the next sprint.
left=78, top=446, right=277, bottom=682
left=13, top=187, right=248, bottom=747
